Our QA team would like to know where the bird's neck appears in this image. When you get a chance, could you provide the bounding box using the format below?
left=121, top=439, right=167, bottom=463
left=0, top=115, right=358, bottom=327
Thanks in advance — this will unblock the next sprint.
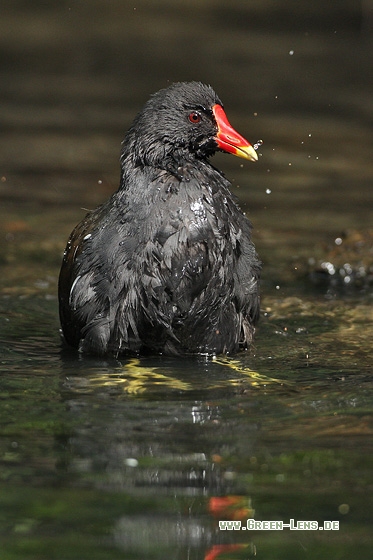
left=119, top=143, right=211, bottom=190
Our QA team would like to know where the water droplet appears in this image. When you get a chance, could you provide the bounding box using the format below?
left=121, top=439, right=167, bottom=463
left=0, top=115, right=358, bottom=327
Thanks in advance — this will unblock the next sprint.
left=253, top=139, right=263, bottom=150
left=124, top=458, right=138, bottom=467
left=321, top=261, right=336, bottom=275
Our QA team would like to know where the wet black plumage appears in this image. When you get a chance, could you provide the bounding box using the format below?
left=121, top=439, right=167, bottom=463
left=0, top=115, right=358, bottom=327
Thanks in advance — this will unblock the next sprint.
left=58, top=82, right=261, bottom=356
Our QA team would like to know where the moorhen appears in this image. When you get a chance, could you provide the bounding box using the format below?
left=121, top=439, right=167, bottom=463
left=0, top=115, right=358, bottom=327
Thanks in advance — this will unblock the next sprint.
left=58, top=81, right=261, bottom=356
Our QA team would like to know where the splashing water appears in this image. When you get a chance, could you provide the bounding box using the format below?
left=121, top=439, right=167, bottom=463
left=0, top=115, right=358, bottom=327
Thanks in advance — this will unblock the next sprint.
left=253, top=139, right=263, bottom=151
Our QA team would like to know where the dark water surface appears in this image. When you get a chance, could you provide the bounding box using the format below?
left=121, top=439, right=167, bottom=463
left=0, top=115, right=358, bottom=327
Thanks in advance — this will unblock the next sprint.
left=1, top=1, right=373, bottom=558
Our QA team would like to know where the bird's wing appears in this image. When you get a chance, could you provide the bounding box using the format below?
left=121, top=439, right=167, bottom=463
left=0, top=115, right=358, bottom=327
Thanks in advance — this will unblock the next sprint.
left=58, top=198, right=131, bottom=352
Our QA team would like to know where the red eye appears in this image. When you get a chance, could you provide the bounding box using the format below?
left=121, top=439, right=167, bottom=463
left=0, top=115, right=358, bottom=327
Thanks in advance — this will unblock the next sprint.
left=188, top=112, right=202, bottom=124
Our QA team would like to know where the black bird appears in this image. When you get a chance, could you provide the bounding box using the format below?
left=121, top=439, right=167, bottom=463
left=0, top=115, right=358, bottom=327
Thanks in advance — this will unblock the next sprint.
left=58, top=82, right=261, bottom=356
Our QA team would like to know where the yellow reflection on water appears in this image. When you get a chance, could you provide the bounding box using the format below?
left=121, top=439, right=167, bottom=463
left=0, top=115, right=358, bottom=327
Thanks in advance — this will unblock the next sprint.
left=85, top=356, right=290, bottom=395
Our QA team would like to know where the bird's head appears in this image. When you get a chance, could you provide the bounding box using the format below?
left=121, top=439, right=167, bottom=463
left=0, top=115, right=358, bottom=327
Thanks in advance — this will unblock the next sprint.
left=121, top=81, right=258, bottom=171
